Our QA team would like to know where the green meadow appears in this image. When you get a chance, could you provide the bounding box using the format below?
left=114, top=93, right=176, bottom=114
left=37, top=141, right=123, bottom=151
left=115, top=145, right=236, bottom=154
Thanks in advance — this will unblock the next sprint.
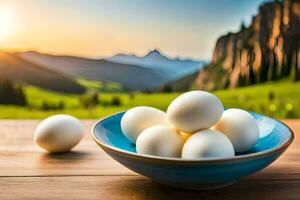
left=0, top=79, right=299, bottom=119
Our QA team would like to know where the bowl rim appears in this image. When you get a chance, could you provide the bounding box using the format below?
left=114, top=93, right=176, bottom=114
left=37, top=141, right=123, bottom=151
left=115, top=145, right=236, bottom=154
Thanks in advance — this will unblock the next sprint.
left=92, top=111, right=294, bottom=164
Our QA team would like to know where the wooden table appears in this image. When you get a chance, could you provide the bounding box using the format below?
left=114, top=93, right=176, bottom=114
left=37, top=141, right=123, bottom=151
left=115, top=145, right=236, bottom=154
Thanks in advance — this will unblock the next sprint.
left=0, top=120, right=299, bottom=200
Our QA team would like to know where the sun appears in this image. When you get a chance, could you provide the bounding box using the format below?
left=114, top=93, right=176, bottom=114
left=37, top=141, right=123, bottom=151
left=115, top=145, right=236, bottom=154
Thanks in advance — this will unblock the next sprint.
left=0, top=8, right=14, bottom=40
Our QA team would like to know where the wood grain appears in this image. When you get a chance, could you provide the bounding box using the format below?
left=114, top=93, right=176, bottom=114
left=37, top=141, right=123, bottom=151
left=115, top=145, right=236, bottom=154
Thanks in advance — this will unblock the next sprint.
left=1, top=177, right=300, bottom=200
left=0, top=119, right=299, bottom=199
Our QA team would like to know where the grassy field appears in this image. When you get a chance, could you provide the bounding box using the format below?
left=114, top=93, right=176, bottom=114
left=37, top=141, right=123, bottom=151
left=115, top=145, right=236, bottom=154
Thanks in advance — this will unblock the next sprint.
left=76, top=78, right=123, bottom=92
left=0, top=79, right=299, bottom=119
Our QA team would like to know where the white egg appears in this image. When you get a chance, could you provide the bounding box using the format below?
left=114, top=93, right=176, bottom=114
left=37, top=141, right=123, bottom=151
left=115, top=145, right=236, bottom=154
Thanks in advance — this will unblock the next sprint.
left=34, top=114, right=84, bottom=153
left=136, top=125, right=185, bottom=158
left=167, top=91, right=224, bottom=133
left=181, top=129, right=235, bottom=159
left=121, top=106, right=169, bottom=143
left=213, top=108, right=260, bottom=153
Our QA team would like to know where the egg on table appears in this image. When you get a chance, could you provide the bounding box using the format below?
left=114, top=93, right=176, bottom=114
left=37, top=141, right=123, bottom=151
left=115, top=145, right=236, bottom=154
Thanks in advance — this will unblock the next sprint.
left=34, top=114, right=84, bottom=153
left=121, top=106, right=169, bottom=143
left=167, top=91, right=224, bottom=133
left=136, top=125, right=185, bottom=158
left=213, top=108, right=260, bottom=153
left=181, top=129, right=235, bottom=159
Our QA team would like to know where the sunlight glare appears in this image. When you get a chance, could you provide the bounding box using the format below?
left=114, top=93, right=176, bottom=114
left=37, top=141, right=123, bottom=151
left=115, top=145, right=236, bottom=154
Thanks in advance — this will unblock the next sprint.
left=0, top=8, right=14, bottom=40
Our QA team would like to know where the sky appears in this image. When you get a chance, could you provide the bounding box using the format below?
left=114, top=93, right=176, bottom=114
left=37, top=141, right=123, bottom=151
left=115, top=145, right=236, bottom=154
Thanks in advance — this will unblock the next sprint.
left=0, top=0, right=269, bottom=60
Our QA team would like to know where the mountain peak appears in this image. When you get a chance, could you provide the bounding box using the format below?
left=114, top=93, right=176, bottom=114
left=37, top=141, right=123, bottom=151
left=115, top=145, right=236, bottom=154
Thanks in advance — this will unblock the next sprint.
left=145, top=48, right=163, bottom=58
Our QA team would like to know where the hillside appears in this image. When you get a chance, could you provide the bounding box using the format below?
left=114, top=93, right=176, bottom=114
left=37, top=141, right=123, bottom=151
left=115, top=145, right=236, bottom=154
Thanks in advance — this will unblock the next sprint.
left=0, top=51, right=85, bottom=93
left=196, top=0, right=300, bottom=91
left=19, top=51, right=166, bottom=91
left=19, top=50, right=204, bottom=92
left=156, top=71, right=199, bottom=92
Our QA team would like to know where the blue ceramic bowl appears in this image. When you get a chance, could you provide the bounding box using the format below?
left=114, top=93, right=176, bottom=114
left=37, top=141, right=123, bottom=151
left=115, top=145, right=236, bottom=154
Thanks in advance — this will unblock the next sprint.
left=92, top=111, right=294, bottom=190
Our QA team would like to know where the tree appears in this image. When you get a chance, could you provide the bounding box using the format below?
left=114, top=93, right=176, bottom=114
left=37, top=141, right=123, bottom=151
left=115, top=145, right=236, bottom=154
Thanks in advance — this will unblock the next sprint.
left=79, top=91, right=99, bottom=109
left=240, top=22, right=246, bottom=31
left=0, top=78, right=27, bottom=106
left=111, top=96, right=121, bottom=106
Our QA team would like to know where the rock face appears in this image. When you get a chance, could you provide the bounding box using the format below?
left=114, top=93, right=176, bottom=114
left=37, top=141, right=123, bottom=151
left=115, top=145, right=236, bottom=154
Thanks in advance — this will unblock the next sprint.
left=196, top=0, right=300, bottom=91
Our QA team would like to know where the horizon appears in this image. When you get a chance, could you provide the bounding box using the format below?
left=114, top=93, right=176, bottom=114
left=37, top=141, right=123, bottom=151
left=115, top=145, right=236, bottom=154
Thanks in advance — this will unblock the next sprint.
left=15, top=48, right=206, bottom=61
left=1, top=0, right=268, bottom=60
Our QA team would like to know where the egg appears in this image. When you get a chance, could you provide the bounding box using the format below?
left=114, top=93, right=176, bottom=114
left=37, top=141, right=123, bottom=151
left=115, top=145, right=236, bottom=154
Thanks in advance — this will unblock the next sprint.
left=34, top=114, right=84, bottom=153
left=136, top=125, right=185, bottom=158
left=181, top=129, right=235, bottom=159
left=121, top=106, right=169, bottom=143
left=167, top=91, right=224, bottom=133
left=213, top=108, right=260, bottom=153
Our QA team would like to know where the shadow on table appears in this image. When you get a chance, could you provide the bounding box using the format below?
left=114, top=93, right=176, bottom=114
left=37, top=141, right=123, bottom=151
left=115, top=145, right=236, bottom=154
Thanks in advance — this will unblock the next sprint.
left=38, top=151, right=90, bottom=163
left=105, top=177, right=290, bottom=199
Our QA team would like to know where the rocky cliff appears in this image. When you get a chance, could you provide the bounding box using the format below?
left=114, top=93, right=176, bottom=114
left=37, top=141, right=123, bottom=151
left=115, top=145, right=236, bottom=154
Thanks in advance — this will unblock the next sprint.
left=196, top=0, right=300, bottom=91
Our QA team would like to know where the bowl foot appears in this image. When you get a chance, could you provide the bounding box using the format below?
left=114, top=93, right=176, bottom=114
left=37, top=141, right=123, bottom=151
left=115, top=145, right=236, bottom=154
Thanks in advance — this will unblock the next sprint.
left=160, top=180, right=236, bottom=191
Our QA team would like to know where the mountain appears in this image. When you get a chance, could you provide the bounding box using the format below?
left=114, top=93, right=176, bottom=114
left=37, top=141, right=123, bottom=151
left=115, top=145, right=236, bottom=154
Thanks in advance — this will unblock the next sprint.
left=20, top=50, right=205, bottom=92
left=0, top=51, right=85, bottom=93
left=156, top=71, right=200, bottom=92
left=107, top=49, right=206, bottom=80
left=19, top=51, right=166, bottom=91
left=196, top=0, right=300, bottom=91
